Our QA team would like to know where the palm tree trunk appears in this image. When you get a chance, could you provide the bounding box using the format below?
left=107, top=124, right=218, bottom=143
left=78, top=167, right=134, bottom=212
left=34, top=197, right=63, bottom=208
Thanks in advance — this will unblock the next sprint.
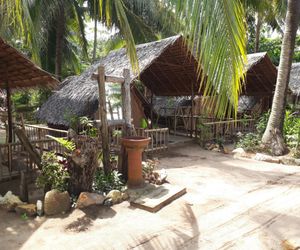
left=261, top=0, right=300, bottom=155
left=254, top=12, right=262, bottom=53
left=92, top=17, right=98, bottom=61
left=55, top=8, right=65, bottom=81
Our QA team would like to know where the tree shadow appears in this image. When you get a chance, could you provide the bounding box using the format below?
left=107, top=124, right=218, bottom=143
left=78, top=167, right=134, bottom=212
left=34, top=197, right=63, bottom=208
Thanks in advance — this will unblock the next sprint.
left=64, top=205, right=116, bottom=233
left=128, top=202, right=200, bottom=249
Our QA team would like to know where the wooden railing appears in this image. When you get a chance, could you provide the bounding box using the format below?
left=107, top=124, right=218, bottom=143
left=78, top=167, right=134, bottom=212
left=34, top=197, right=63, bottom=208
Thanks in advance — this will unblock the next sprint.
left=24, top=124, right=68, bottom=141
left=0, top=123, right=170, bottom=182
left=196, top=119, right=255, bottom=143
left=136, top=128, right=169, bottom=153
left=0, top=139, right=66, bottom=181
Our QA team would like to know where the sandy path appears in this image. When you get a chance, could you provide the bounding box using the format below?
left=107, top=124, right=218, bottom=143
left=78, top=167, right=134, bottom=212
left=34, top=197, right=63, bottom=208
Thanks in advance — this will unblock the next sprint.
left=1, top=142, right=300, bottom=250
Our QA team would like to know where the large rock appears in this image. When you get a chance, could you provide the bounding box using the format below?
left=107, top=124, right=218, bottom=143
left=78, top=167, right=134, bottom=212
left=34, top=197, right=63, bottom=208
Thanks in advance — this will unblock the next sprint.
left=44, top=189, right=70, bottom=216
left=105, top=190, right=123, bottom=204
left=254, top=153, right=280, bottom=164
left=76, top=192, right=105, bottom=209
left=232, top=148, right=246, bottom=154
left=15, top=204, right=37, bottom=217
left=0, top=191, right=24, bottom=211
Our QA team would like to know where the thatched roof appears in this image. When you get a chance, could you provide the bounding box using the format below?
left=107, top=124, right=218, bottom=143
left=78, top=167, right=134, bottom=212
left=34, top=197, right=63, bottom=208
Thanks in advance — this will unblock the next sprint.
left=0, top=38, right=58, bottom=89
left=37, top=35, right=201, bottom=126
left=289, top=62, right=300, bottom=96
left=242, top=52, right=277, bottom=96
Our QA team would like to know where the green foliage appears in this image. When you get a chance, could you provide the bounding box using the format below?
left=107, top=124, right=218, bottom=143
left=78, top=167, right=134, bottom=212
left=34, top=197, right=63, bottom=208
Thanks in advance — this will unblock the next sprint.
left=256, top=111, right=270, bottom=135
left=93, top=169, right=124, bottom=193
left=48, top=136, right=76, bottom=152
left=236, top=133, right=261, bottom=152
left=36, top=152, right=70, bottom=192
left=237, top=110, right=300, bottom=153
left=283, top=111, right=300, bottom=149
left=140, top=118, right=148, bottom=129
left=63, top=111, right=80, bottom=132
left=248, top=36, right=300, bottom=65
left=79, top=116, right=98, bottom=137
left=20, top=213, right=28, bottom=221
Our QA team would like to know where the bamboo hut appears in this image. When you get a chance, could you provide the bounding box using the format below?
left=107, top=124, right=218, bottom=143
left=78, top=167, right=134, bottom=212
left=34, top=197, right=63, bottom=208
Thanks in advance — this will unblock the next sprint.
left=288, top=62, right=300, bottom=105
left=37, top=35, right=202, bottom=128
left=0, top=38, right=58, bottom=142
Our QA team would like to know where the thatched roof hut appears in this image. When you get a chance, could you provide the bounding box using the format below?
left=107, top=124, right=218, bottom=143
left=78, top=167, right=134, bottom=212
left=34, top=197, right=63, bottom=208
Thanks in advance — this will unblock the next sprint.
left=242, top=52, right=277, bottom=96
left=0, top=38, right=58, bottom=142
left=37, top=35, right=201, bottom=127
left=0, top=38, right=58, bottom=89
left=289, top=62, right=300, bottom=96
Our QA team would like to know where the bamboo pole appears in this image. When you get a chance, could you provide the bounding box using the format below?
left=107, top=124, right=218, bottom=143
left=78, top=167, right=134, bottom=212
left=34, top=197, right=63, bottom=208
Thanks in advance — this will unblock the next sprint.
left=97, top=65, right=111, bottom=174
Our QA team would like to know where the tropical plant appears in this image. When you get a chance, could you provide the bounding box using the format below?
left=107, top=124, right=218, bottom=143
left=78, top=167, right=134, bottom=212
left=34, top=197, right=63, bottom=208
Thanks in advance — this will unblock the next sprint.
left=36, top=152, right=70, bottom=192
left=262, top=0, right=300, bottom=155
left=0, top=0, right=88, bottom=79
left=93, top=169, right=124, bottom=193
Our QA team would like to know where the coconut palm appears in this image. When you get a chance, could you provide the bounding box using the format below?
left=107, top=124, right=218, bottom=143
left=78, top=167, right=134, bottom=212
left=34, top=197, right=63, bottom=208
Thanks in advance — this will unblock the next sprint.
left=244, top=0, right=287, bottom=52
left=0, top=0, right=88, bottom=79
left=96, top=0, right=247, bottom=117
left=1, top=0, right=247, bottom=117
left=261, top=0, right=300, bottom=155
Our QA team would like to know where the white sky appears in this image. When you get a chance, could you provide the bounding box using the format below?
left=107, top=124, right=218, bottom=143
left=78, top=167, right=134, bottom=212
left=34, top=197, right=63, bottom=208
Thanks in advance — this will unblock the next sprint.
left=85, top=20, right=118, bottom=41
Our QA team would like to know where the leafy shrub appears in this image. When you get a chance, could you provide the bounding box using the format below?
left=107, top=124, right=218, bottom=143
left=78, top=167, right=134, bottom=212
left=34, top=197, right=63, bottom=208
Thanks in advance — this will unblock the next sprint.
left=93, top=169, right=124, bottom=193
left=236, top=133, right=261, bottom=152
left=36, top=152, right=70, bottom=191
left=256, top=111, right=270, bottom=135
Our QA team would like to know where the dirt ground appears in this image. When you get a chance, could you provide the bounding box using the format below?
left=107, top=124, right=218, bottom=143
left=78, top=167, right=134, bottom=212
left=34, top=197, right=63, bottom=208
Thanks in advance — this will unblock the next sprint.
left=1, top=142, right=300, bottom=250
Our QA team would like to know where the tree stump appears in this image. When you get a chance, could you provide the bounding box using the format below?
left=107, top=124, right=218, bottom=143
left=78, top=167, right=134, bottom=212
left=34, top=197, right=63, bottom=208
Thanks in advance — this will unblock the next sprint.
left=67, top=136, right=101, bottom=196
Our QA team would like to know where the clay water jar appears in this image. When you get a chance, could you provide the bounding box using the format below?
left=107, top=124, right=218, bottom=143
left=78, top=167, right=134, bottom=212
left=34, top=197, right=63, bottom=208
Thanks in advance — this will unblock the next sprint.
left=121, top=136, right=151, bottom=188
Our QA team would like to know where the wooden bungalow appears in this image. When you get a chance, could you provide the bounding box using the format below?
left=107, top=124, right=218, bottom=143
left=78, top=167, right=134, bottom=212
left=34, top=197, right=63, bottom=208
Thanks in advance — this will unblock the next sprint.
left=288, top=62, right=300, bottom=105
left=37, top=35, right=202, bottom=128
left=0, top=38, right=58, bottom=182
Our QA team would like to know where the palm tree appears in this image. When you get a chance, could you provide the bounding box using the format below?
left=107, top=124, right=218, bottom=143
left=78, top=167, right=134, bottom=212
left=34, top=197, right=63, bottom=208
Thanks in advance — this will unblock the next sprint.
left=98, top=0, right=247, bottom=117
left=0, top=0, right=88, bottom=79
left=1, top=0, right=247, bottom=117
left=243, top=0, right=286, bottom=52
left=261, top=0, right=300, bottom=155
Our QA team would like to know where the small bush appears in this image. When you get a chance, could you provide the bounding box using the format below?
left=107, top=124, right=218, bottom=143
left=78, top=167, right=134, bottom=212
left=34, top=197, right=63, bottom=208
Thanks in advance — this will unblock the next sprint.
left=36, top=152, right=70, bottom=192
left=236, top=133, right=261, bottom=152
left=93, top=169, right=124, bottom=193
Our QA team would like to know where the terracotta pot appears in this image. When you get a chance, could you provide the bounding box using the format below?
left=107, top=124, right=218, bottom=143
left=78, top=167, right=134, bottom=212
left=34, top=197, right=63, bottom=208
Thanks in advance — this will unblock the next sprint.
left=121, top=136, right=151, bottom=188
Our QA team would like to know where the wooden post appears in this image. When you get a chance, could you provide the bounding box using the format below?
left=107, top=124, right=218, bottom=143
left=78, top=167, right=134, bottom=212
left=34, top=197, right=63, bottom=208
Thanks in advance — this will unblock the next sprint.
left=122, top=68, right=132, bottom=132
left=190, top=81, right=195, bottom=138
left=150, top=92, right=154, bottom=129
left=19, top=171, right=28, bottom=202
left=119, top=68, right=132, bottom=179
left=97, top=65, right=111, bottom=174
left=6, top=84, right=13, bottom=143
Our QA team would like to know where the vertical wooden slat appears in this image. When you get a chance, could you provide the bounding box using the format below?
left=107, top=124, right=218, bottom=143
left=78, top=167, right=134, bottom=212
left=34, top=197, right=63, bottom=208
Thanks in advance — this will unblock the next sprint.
left=97, top=65, right=110, bottom=174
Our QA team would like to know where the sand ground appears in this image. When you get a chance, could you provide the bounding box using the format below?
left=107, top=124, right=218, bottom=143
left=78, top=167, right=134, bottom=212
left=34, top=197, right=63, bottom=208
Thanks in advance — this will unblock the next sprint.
left=1, top=142, right=300, bottom=250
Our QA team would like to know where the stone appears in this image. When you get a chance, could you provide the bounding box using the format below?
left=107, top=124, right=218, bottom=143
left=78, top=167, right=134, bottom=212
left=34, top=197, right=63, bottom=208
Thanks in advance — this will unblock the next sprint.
left=76, top=192, right=105, bottom=209
left=254, top=153, right=280, bottom=164
left=15, top=204, right=37, bottom=217
left=279, top=156, right=296, bottom=166
left=232, top=148, right=245, bottom=154
left=44, top=189, right=70, bottom=216
left=121, top=192, right=129, bottom=200
left=294, top=159, right=300, bottom=166
left=0, top=191, right=24, bottom=211
left=105, top=190, right=123, bottom=204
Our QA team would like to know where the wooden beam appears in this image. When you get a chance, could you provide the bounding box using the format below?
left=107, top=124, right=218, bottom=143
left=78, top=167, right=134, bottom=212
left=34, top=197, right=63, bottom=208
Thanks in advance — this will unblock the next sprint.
left=119, top=68, right=132, bottom=180
left=121, top=69, right=132, bottom=128
left=97, top=65, right=111, bottom=174
left=92, top=73, right=125, bottom=84
left=6, top=84, right=13, bottom=143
